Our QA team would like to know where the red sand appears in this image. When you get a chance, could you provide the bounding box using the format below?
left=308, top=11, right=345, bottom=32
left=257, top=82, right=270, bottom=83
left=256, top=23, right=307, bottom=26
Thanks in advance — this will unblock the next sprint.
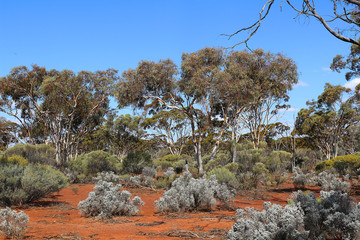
left=1, top=181, right=359, bottom=240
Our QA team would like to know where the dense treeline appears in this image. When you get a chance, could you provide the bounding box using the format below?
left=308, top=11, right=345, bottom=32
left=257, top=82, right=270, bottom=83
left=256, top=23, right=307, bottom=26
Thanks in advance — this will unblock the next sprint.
left=0, top=47, right=359, bottom=175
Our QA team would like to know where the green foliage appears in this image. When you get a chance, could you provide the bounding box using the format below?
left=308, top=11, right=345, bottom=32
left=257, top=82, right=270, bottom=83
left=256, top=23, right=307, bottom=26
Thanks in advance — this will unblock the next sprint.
left=154, top=154, right=191, bottom=173
left=207, top=167, right=238, bottom=189
left=0, top=155, right=28, bottom=165
left=204, top=151, right=229, bottom=172
left=237, top=148, right=265, bottom=173
left=315, top=154, right=360, bottom=175
left=4, top=144, right=56, bottom=166
left=262, top=151, right=292, bottom=173
left=69, top=150, right=120, bottom=178
left=0, top=164, right=68, bottom=206
left=122, top=151, right=153, bottom=174
left=224, top=163, right=239, bottom=173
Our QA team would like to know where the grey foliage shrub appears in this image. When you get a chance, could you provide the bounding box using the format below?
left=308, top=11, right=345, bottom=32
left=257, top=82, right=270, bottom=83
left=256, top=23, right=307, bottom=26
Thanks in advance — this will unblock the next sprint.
left=5, top=144, right=56, bottom=166
left=142, top=166, right=157, bottom=177
left=155, top=171, right=232, bottom=213
left=0, top=207, right=29, bottom=239
left=292, top=167, right=315, bottom=189
left=78, top=180, right=144, bottom=219
left=315, top=171, right=350, bottom=193
left=0, top=164, right=68, bottom=206
left=293, top=191, right=360, bottom=240
left=93, top=171, right=120, bottom=184
left=228, top=202, right=308, bottom=240
left=128, top=175, right=154, bottom=187
left=163, top=167, right=175, bottom=177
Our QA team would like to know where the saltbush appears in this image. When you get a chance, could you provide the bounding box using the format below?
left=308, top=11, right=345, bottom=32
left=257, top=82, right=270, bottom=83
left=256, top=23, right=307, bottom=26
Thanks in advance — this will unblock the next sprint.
left=228, top=202, right=308, bottom=240
left=142, top=166, right=157, bottom=177
left=122, top=151, right=153, bottom=174
left=315, top=171, right=350, bottom=193
left=78, top=180, right=144, bottom=219
left=0, top=164, right=68, bottom=206
left=0, top=207, right=29, bottom=240
left=4, top=144, right=56, bottom=166
left=69, top=150, right=120, bottom=178
left=228, top=191, right=360, bottom=240
left=93, top=171, right=120, bottom=184
left=155, top=172, right=232, bottom=213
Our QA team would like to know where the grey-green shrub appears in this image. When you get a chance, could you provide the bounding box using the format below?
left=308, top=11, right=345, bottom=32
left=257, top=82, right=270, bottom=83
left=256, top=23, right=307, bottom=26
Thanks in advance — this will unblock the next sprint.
left=207, top=167, right=238, bottom=189
left=5, top=144, right=56, bottom=166
left=0, top=164, right=68, bottom=206
left=155, top=172, right=231, bottom=213
left=0, top=207, right=29, bottom=240
left=122, top=151, right=153, bottom=174
left=69, top=150, right=119, bottom=178
left=262, top=151, right=292, bottom=173
left=78, top=180, right=144, bottom=219
left=93, top=171, right=120, bottom=184
left=142, top=166, right=157, bottom=177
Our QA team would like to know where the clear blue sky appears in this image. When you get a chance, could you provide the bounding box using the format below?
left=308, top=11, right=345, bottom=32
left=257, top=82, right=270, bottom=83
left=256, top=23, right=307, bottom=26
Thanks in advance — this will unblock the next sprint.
left=0, top=0, right=355, bottom=124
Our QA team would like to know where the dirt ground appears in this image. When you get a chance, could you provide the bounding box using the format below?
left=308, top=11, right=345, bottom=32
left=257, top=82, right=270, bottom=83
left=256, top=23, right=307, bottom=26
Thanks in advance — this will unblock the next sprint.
left=1, top=181, right=360, bottom=240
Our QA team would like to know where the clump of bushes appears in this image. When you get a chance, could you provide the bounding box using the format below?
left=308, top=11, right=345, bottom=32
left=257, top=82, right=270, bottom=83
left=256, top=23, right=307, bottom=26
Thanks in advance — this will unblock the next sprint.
left=207, top=167, right=238, bottom=189
left=122, top=151, right=153, bottom=174
left=228, top=201, right=308, bottom=239
left=292, top=167, right=314, bottom=189
left=315, top=171, right=350, bottom=193
left=0, top=164, right=68, bottom=206
left=155, top=171, right=231, bottom=213
left=0, top=207, right=29, bottom=240
left=154, top=154, right=191, bottom=174
left=78, top=180, right=144, bottom=219
left=4, top=144, right=56, bottom=166
left=228, top=191, right=360, bottom=240
left=315, top=154, right=360, bottom=176
left=0, top=155, right=28, bottom=166
left=69, top=150, right=120, bottom=179
left=93, top=171, right=120, bottom=184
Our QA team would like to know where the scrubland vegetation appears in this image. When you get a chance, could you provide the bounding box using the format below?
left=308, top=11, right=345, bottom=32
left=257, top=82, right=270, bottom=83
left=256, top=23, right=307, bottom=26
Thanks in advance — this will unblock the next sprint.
left=0, top=43, right=360, bottom=239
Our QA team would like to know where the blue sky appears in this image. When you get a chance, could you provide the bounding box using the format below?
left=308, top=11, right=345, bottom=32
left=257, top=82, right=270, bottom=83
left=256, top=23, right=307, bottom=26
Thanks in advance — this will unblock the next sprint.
left=0, top=0, right=356, bottom=125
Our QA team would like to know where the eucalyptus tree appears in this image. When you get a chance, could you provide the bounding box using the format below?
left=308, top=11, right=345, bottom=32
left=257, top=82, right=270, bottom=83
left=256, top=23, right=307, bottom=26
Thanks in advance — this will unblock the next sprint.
left=0, top=65, right=118, bottom=166
left=116, top=48, right=223, bottom=173
left=142, top=109, right=190, bottom=155
left=295, top=83, right=360, bottom=160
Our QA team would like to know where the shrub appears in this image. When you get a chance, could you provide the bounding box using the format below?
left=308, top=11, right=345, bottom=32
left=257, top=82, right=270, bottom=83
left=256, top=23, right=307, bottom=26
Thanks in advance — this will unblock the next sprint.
left=0, top=164, right=68, bottom=206
left=93, top=171, right=120, bottom=184
left=0, top=155, right=28, bottom=165
left=0, top=207, right=29, bottom=240
left=142, top=166, right=157, bottom=177
left=122, top=151, right=153, bottom=174
left=228, top=202, right=308, bottom=240
left=128, top=175, right=155, bottom=187
left=69, top=151, right=120, bottom=178
left=224, top=163, right=239, bottom=173
left=78, top=180, right=144, bottom=219
left=262, top=151, right=292, bottom=173
left=155, top=172, right=231, bottom=213
left=154, top=154, right=191, bottom=173
left=315, top=171, right=350, bottom=193
left=315, top=154, right=360, bottom=176
left=228, top=191, right=360, bottom=240
left=5, top=144, right=56, bottom=166
left=293, top=191, right=360, bottom=239
left=207, top=167, right=238, bottom=189
left=204, top=152, right=230, bottom=172
left=163, top=167, right=176, bottom=177
left=292, top=167, right=311, bottom=190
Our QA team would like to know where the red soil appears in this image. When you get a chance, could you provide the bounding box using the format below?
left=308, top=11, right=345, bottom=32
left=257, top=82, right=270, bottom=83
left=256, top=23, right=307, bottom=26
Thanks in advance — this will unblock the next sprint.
left=1, top=182, right=359, bottom=240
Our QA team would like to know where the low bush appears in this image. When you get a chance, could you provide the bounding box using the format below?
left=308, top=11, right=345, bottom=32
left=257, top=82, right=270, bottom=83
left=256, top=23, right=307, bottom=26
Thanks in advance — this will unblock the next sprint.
left=93, top=171, right=120, bottom=184
left=292, top=167, right=311, bottom=190
left=315, top=154, right=360, bottom=176
left=155, top=172, right=232, bottom=213
left=78, top=180, right=144, bottom=219
left=128, top=175, right=155, bottom=187
left=154, top=154, right=191, bottom=173
left=228, top=191, right=360, bottom=240
left=122, top=151, right=153, bottom=174
left=142, top=166, right=157, bottom=178
left=228, top=202, right=308, bottom=240
left=207, top=167, right=238, bottom=189
left=163, top=167, right=175, bottom=177
left=316, top=171, right=350, bottom=193
left=0, top=164, right=68, bottom=206
left=4, top=144, right=56, bottom=166
left=69, top=150, right=120, bottom=179
left=0, top=155, right=28, bottom=165
left=0, top=207, right=29, bottom=240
